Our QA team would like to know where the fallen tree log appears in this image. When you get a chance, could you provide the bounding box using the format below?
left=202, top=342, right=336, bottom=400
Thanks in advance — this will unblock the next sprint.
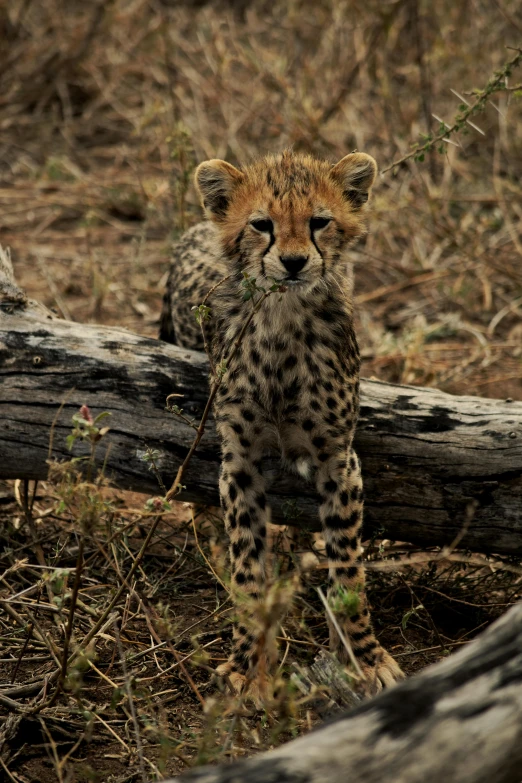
left=167, top=601, right=522, bottom=783
left=1, top=250, right=522, bottom=554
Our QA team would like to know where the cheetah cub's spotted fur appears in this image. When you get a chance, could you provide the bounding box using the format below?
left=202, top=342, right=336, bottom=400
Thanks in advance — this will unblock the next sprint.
left=161, top=150, right=404, bottom=693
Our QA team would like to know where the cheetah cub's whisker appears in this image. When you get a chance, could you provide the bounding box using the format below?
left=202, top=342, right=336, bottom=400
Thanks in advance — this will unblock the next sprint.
left=160, top=149, right=404, bottom=696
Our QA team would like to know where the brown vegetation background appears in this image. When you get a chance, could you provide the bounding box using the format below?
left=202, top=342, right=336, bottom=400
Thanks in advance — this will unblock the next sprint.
left=0, top=1, right=521, bottom=781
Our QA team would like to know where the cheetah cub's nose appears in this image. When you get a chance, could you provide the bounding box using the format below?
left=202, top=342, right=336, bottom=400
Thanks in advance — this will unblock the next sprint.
left=280, top=255, right=308, bottom=277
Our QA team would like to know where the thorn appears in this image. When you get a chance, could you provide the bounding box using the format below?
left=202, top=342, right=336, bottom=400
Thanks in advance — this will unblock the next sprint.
left=466, top=119, right=486, bottom=136
left=432, top=113, right=451, bottom=130
left=488, top=100, right=506, bottom=118
left=450, top=88, right=471, bottom=106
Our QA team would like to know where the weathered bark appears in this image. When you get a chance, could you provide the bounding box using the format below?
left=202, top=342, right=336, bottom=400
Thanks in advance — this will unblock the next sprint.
left=1, top=251, right=522, bottom=554
left=291, top=650, right=362, bottom=717
left=166, top=601, right=522, bottom=783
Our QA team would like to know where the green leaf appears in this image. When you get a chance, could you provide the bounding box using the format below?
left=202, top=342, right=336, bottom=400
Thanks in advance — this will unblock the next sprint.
left=402, top=604, right=423, bottom=629
left=111, top=686, right=125, bottom=709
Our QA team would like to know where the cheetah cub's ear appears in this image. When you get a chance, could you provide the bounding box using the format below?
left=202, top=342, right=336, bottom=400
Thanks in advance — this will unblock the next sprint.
left=195, top=159, right=243, bottom=222
left=330, top=152, right=378, bottom=209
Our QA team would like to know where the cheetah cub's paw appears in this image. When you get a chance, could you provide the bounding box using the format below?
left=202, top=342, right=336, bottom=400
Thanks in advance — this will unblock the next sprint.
left=215, top=663, right=266, bottom=707
left=362, top=648, right=405, bottom=694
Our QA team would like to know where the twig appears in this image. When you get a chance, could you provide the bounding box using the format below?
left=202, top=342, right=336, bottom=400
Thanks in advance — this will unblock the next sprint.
left=0, top=757, right=22, bottom=783
left=37, top=256, right=73, bottom=320
left=441, top=500, right=476, bottom=555
left=166, top=287, right=280, bottom=500
left=16, top=478, right=63, bottom=632
left=47, top=389, right=75, bottom=461
left=87, top=659, right=119, bottom=689
left=196, top=273, right=233, bottom=375
left=410, top=0, right=435, bottom=178
left=29, top=511, right=165, bottom=716
left=93, top=712, right=130, bottom=750
left=2, top=601, right=62, bottom=669
left=128, top=597, right=231, bottom=661
left=72, top=513, right=164, bottom=651
left=166, top=395, right=199, bottom=430
left=492, top=82, right=522, bottom=92
left=363, top=551, right=522, bottom=576
left=136, top=637, right=221, bottom=682
left=397, top=574, right=447, bottom=653
left=492, top=0, right=522, bottom=36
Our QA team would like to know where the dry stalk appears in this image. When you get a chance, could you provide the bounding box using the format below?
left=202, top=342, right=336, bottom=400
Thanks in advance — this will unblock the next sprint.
left=9, top=585, right=41, bottom=683
left=39, top=717, right=64, bottom=783
left=44, top=534, right=85, bottom=710
left=2, top=601, right=61, bottom=669
left=71, top=512, right=164, bottom=652
left=15, top=479, right=62, bottom=631
left=190, top=507, right=229, bottom=592
left=113, top=617, right=148, bottom=783
left=136, top=593, right=207, bottom=708
left=316, top=587, right=365, bottom=682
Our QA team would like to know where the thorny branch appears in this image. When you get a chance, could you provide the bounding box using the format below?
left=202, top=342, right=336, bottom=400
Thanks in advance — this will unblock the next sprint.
left=382, top=47, right=522, bottom=173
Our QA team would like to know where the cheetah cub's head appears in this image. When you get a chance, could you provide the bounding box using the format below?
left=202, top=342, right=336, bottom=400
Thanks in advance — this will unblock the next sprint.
left=194, top=149, right=377, bottom=292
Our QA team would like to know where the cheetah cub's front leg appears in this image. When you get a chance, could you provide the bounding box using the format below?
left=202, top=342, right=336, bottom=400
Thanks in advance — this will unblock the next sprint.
left=214, top=411, right=274, bottom=699
left=318, top=449, right=404, bottom=692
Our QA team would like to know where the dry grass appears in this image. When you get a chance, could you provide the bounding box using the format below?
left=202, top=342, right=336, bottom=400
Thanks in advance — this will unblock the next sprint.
left=1, top=466, right=520, bottom=781
left=1, top=0, right=522, bottom=780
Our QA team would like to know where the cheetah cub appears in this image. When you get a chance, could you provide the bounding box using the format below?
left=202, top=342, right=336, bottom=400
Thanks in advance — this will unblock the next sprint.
left=161, top=150, right=404, bottom=694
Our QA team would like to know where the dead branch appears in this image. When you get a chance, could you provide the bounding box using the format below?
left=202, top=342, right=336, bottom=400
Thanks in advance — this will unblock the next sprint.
left=1, top=252, right=522, bottom=555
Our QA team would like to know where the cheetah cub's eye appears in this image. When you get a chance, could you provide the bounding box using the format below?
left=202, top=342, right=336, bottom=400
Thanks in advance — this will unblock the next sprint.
left=310, top=217, right=331, bottom=231
left=250, top=219, right=273, bottom=233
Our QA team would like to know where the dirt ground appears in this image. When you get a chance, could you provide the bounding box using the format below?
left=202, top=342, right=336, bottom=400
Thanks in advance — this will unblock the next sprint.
left=1, top=1, right=522, bottom=781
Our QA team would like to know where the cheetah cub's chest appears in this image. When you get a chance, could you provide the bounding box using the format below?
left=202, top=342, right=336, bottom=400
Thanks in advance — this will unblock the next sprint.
left=216, top=289, right=359, bottom=425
